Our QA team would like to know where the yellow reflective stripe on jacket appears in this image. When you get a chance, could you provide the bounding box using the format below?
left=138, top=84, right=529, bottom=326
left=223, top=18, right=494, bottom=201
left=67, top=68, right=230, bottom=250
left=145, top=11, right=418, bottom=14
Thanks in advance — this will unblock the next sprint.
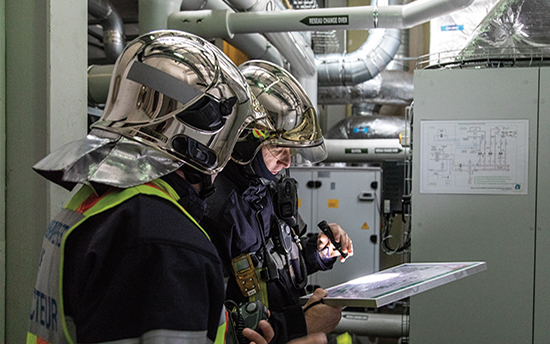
left=336, top=332, right=352, bottom=344
left=64, top=185, right=94, bottom=211
left=65, top=179, right=208, bottom=239
left=26, top=332, right=51, bottom=344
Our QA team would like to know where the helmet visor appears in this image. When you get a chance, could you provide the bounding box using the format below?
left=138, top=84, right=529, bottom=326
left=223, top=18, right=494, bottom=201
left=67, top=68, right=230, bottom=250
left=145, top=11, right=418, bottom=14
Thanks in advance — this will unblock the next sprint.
left=269, top=106, right=327, bottom=163
left=292, top=143, right=328, bottom=164
left=277, top=107, right=323, bottom=147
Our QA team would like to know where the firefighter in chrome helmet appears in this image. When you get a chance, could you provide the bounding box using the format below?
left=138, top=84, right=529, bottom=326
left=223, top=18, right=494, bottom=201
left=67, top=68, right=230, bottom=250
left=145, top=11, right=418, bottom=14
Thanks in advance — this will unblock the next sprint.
left=27, top=31, right=276, bottom=344
left=235, top=59, right=327, bottom=165
left=34, top=30, right=273, bottom=192
left=202, top=60, right=353, bottom=344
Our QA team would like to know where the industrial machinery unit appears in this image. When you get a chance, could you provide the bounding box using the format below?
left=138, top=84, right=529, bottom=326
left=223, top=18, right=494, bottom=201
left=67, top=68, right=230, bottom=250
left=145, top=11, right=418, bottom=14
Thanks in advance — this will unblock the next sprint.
left=408, top=1, right=550, bottom=342
left=409, top=65, right=550, bottom=343
left=290, top=166, right=381, bottom=289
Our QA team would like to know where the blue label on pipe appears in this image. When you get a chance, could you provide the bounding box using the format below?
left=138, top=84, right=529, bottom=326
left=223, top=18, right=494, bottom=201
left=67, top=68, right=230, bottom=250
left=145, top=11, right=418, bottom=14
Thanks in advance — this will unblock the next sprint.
left=353, top=127, right=369, bottom=133
left=440, top=24, right=464, bottom=32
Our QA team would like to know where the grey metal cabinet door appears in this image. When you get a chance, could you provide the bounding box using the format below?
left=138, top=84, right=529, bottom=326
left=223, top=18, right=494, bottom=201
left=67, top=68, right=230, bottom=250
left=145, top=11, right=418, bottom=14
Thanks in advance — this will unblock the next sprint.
left=291, top=166, right=381, bottom=288
left=410, top=67, right=539, bottom=343
left=534, top=67, right=550, bottom=344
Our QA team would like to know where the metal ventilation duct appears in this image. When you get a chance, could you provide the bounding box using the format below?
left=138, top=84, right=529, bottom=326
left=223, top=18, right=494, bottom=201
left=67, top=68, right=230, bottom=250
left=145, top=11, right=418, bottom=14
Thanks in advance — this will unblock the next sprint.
left=315, top=0, right=403, bottom=87
left=316, top=27, right=402, bottom=87
left=325, top=114, right=408, bottom=140
left=317, top=69, right=413, bottom=106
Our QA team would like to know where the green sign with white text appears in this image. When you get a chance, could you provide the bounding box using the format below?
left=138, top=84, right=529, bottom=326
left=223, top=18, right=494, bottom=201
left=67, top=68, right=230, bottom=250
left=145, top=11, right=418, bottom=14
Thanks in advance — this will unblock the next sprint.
left=345, top=148, right=368, bottom=154
left=374, top=148, right=403, bottom=154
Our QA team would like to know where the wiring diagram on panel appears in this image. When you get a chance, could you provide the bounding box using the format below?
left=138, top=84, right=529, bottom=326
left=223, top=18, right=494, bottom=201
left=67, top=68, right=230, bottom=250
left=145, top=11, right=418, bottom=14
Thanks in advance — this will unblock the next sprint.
left=420, top=120, right=529, bottom=194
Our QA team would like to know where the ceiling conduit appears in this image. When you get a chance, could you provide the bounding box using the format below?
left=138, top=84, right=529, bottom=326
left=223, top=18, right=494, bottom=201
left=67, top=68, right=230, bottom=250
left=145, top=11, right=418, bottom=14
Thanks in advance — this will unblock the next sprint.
left=89, top=0, right=125, bottom=63
left=180, top=0, right=284, bottom=66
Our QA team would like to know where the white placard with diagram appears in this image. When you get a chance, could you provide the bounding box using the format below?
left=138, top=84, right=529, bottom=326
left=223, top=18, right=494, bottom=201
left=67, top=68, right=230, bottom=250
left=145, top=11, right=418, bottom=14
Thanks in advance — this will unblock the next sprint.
left=420, top=120, right=529, bottom=194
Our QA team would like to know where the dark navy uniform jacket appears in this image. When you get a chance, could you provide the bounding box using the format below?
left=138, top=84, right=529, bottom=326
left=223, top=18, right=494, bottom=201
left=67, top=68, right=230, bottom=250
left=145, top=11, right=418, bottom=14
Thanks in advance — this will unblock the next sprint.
left=202, top=156, right=335, bottom=344
left=63, top=173, right=225, bottom=343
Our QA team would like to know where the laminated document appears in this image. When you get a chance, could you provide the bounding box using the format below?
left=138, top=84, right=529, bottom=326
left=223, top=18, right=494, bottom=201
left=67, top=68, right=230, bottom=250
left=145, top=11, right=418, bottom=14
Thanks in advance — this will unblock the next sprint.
left=301, top=262, right=486, bottom=308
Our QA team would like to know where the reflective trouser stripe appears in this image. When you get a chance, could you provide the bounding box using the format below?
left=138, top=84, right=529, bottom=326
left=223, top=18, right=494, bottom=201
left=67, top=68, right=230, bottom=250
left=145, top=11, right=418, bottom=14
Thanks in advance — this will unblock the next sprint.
left=26, top=332, right=50, bottom=344
left=336, top=332, right=352, bottom=344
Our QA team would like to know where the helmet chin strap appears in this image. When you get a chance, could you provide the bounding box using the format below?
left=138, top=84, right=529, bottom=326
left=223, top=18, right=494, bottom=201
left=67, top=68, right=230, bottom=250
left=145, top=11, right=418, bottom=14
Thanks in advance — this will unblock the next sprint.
left=181, top=165, right=216, bottom=199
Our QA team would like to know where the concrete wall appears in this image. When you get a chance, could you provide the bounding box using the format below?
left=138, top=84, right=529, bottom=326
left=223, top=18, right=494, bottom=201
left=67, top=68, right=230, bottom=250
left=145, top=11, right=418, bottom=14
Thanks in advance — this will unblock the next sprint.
left=3, top=0, right=86, bottom=341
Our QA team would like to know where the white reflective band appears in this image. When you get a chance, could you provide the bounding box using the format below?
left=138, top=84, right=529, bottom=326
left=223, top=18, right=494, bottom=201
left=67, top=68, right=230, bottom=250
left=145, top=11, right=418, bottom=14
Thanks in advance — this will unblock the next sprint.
left=93, top=329, right=212, bottom=344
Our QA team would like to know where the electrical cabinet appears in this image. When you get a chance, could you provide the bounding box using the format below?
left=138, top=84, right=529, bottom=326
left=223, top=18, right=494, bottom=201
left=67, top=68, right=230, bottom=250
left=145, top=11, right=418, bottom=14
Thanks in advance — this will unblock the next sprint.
left=410, top=66, right=550, bottom=343
left=290, top=166, right=381, bottom=289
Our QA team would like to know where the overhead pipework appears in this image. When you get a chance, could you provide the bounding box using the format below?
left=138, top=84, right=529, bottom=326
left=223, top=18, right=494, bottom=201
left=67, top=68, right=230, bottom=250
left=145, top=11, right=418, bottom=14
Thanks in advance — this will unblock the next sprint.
left=317, top=69, right=414, bottom=106
left=88, top=0, right=473, bottom=109
left=168, top=0, right=473, bottom=99
left=88, top=0, right=126, bottom=64
left=167, top=0, right=475, bottom=37
left=179, top=0, right=317, bottom=78
left=322, top=138, right=409, bottom=162
left=316, top=27, right=402, bottom=87
left=180, top=0, right=285, bottom=66
left=316, top=0, right=404, bottom=87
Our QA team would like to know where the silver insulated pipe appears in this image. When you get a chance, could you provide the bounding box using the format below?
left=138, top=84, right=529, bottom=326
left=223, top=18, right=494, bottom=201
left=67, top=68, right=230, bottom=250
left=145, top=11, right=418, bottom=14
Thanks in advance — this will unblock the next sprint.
left=317, top=69, right=413, bottom=106
left=316, top=27, right=401, bottom=86
left=322, top=113, right=409, bottom=161
left=180, top=0, right=285, bottom=66
left=316, top=0, right=402, bottom=87
left=168, top=0, right=476, bottom=36
left=88, top=0, right=125, bottom=63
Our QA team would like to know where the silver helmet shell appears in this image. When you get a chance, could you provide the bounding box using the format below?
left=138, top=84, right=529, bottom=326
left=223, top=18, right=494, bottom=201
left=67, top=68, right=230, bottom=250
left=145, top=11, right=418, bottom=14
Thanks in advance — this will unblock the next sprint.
left=238, top=60, right=327, bottom=163
left=33, top=31, right=273, bottom=190
left=93, top=30, right=272, bottom=175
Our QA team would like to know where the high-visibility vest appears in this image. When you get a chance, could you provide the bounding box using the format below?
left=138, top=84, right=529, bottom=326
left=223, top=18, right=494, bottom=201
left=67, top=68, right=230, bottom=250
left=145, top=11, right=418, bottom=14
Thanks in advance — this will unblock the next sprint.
left=27, top=179, right=228, bottom=344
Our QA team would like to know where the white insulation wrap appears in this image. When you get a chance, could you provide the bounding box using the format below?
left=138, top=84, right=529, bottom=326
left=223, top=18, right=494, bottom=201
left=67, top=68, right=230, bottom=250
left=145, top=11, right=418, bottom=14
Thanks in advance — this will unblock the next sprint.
left=459, top=0, right=550, bottom=59
left=429, top=0, right=499, bottom=56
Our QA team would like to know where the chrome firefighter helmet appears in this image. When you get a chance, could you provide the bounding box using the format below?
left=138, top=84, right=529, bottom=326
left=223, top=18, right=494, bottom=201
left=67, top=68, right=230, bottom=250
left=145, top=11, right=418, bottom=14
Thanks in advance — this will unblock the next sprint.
left=238, top=60, right=327, bottom=164
left=92, top=30, right=272, bottom=175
